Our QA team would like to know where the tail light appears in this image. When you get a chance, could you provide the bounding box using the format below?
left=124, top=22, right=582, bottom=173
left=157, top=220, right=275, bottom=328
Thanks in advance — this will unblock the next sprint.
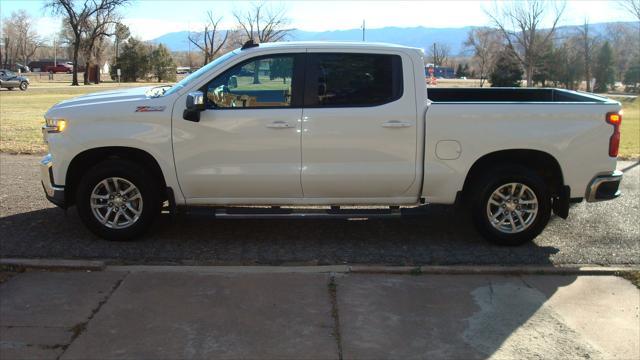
left=606, top=112, right=622, bottom=157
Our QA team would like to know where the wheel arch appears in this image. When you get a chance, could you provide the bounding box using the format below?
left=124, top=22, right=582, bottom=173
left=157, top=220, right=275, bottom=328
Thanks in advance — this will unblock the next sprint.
left=461, top=149, right=565, bottom=201
left=65, top=146, right=167, bottom=207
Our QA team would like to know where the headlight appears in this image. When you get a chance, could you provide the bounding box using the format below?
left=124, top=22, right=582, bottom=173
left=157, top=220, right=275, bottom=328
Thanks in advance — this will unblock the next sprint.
left=44, top=118, right=67, bottom=133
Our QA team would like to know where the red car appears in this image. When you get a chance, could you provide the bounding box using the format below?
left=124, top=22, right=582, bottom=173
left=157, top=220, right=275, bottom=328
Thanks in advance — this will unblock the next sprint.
left=44, top=64, right=72, bottom=73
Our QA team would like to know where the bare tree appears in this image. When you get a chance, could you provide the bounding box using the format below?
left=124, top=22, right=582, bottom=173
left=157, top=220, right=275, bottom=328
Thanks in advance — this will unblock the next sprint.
left=233, top=2, right=290, bottom=84
left=1, top=10, right=42, bottom=69
left=464, top=27, right=503, bottom=87
left=619, top=0, right=640, bottom=20
left=485, top=0, right=566, bottom=86
left=188, top=11, right=228, bottom=66
left=113, top=22, right=130, bottom=61
left=15, top=11, right=43, bottom=67
left=606, top=22, right=636, bottom=81
left=427, top=42, right=450, bottom=67
left=81, top=6, right=122, bottom=84
left=618, top=0, right=640, bottom=74
left=57, top=18, right=76, bottom=61
left=1, top=19, right=17, bottom=68
left=46, top=0, right=128, bottom=85
left=577, top=20, right=599, bottom=91
left=233, top=2, right=290, bottom=43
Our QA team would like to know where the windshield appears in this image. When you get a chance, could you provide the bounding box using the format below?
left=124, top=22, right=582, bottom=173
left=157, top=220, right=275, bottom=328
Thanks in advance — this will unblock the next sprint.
left=163, top=50, right=239, bottom=96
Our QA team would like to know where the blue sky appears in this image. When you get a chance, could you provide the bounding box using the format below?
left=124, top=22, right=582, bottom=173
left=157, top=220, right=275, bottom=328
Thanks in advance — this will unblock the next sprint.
left=0, top=0, right=636, bottom=41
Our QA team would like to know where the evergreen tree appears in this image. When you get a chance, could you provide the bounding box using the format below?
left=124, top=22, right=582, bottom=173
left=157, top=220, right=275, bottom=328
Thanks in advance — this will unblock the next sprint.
left=623, top=62, right=640, bottom=92
left=111, top=38, right=150, bottom=82
left=489, top=45, right=523, bottom=87
left=455, top=63, right=470, bottom=78
left=532, top=41, right=555, bottom=87
left=594, top=41, right=615, bottom=92
left=150, top=44, right=177, bottom=82
left=552, top=39, right=585, bottom=90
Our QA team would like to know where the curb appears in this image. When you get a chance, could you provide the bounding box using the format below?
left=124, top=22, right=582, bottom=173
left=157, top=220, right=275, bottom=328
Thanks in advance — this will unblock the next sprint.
left=106, top=265, right=350, bottom=274
left=1, top=258, right=637, bottom=275
left=349, top=265, right=640, bottom=275
left=0, top=258, right=105, bottom=271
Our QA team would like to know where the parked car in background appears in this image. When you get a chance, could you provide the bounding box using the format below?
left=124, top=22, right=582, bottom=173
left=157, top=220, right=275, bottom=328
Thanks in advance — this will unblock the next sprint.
left=0, top=69, right=29, bottom=90
left=44, top=64, right=73, bottom=73
left=40, top=41, right=623, bottom=245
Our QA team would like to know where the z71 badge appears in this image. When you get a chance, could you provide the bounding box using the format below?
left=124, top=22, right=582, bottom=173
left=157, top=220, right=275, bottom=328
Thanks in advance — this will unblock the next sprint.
left=135, top=106, right=166, bottom=112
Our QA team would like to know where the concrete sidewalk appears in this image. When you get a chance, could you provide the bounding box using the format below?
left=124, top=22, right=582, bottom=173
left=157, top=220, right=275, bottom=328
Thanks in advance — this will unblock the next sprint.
left=0, top=268, right=638, bottom=359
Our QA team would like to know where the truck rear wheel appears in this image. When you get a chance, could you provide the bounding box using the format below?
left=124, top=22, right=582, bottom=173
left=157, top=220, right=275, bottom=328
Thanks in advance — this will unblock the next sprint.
left=75, top=160, right=161, bottom=241
left=470, top=165, right=551, bottom=246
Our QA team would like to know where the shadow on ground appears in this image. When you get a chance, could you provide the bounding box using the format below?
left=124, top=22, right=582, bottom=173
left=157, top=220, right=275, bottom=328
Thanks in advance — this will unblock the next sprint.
left=0, top=204, right=560, bottom=266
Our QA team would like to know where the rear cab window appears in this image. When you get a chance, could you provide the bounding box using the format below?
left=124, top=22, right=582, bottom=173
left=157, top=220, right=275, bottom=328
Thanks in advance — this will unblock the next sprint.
left=304, top=53, right=403, bottom=107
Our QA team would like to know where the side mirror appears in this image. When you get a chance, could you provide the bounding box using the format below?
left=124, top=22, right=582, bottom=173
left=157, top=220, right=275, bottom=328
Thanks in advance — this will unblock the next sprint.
left=228, top=75, right=238, bottom=89
left=183, top=91, right=205, bottom=122
left=186, top=91, right=205, bottom=111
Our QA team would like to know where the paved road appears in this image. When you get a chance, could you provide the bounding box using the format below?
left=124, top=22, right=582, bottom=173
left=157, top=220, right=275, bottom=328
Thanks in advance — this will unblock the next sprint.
left=1, top=154, right=638, bottom=265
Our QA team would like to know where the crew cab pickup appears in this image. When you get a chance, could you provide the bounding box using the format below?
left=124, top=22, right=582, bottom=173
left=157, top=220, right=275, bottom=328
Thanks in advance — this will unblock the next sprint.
left=40, top=41, right=624, bottom=245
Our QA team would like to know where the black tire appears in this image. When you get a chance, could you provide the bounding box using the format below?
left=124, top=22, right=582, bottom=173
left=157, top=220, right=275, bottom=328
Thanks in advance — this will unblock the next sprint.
left=470, top=164, right=551, bottom=246
left=75, top=159, right=161, bottom=241
left=19, top=82, right=28, bottom=91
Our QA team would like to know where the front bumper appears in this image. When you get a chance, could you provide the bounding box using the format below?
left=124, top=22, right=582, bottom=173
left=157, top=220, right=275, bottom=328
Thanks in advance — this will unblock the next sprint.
left=585, top=170, right=623, bottom=202
left=40, top=154, right=66, bottom=208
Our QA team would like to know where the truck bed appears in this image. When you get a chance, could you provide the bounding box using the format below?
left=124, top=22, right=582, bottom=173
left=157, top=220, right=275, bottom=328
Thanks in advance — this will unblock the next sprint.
left=427, top=88, right=610, bottom=103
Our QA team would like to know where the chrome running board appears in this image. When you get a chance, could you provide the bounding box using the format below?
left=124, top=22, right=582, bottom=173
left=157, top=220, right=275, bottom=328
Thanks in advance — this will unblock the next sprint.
left=183, top=206, right=432, bottom=220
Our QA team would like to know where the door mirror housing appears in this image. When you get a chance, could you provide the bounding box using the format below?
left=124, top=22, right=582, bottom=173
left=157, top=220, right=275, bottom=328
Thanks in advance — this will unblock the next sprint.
left=186, top=91, right=205, bottom=111
left=183, top=91, right=205, bottom=122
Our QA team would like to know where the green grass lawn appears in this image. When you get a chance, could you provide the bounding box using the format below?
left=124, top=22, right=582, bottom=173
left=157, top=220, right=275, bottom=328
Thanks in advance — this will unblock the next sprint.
left=0, top=83, right=638, bottom=158
left=0, top=82, right=164, bottom=154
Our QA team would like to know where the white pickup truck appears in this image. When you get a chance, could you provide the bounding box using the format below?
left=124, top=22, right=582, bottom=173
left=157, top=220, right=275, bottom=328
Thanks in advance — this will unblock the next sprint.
left=41, top=41, right=624, bottom=245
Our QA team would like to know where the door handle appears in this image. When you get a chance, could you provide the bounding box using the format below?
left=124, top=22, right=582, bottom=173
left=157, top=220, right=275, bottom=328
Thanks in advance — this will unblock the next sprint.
left=382, top=120, right=412, bottom=128
left=266, top=121, right=293, bottom=129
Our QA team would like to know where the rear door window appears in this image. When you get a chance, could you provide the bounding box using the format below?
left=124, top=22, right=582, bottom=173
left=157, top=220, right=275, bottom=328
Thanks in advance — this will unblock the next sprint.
left=304, top=53, right=403, bottom=107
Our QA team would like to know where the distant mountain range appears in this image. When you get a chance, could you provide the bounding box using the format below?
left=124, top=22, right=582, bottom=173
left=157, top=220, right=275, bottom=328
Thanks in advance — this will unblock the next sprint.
left=151, top=21, right=638, bottom=55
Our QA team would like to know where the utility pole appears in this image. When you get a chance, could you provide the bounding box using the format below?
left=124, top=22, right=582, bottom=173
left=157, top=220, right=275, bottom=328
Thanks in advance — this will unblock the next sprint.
left=187, top=22, right=192, bottom=69
left=362, top=19, right=365, bottom=41
left=432, top=43, right=437, bottom=66
left=53, top=38, right=57, bottom=66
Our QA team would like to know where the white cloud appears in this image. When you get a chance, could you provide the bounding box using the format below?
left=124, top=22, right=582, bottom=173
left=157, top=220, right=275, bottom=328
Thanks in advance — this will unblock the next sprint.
left=122, top=18, right=207, bottom=41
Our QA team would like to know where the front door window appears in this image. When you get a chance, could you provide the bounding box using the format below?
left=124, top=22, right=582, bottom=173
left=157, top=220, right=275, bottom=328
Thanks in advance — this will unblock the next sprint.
left=205, top=55, right=295, bottom=109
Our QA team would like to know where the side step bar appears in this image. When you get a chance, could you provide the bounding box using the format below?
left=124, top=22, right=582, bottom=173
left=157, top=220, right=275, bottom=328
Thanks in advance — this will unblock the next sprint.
left=185, top=206, right=430, bottom=220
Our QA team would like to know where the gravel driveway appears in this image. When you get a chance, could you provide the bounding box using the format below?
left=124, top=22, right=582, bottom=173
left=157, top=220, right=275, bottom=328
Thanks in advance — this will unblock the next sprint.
left=1, top=154, right=638, bottom=265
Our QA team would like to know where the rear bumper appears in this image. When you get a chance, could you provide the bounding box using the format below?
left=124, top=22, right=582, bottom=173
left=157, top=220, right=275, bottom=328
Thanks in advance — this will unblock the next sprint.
left=40, top=154, right=66, bottom=208
left=585, top=170, right=623, bottom=202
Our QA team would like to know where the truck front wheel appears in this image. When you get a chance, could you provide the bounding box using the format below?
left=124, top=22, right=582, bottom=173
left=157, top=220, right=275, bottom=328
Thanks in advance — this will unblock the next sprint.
left=75, top=160, right=161, bottom=241
left=471, top=165, right=551, bottom=246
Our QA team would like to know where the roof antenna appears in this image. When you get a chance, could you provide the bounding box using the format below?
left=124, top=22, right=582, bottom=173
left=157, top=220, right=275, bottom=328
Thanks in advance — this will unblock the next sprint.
left=241, top=39, right=259, bottom=50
